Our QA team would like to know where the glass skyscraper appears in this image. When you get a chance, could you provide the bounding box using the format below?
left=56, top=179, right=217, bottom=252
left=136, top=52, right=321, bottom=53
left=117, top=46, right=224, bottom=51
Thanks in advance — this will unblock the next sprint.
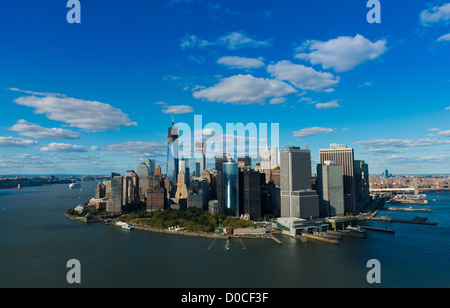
left=222, top=159, right=239, bottom=216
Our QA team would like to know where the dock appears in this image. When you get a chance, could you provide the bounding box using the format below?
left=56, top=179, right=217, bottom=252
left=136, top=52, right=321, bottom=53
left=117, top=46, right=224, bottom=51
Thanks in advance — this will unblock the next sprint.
left=367, top=217, right=438, bottom=226
left=360, top=226, right=395, bottom=234
left=301, top=233, right=340, bottom=245
left=385, top=206, right=432, bottom=212
left=328, top=230, right=366, bottom=238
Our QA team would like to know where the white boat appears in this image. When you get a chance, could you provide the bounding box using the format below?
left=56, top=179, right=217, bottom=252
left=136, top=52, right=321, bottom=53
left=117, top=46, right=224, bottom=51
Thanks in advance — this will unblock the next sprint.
left=115, top=221, right=134, bottom=230
left=69, top=182, right=81, bottom=189
left=346, top=225, right=365, bottom=233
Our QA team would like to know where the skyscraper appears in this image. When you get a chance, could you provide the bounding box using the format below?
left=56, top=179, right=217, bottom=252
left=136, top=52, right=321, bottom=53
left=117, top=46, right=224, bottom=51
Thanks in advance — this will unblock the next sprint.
left=354, top=160, right=370, bottom=211
left=239, top=169, right=262, bottom=220
left=319, top=144, right=357, bottom=214
left=167, top=121, right=179, bottom=184
left=280, top=146, right=319, bottom=219
left=215, top=153, right=228, bottom=173
left=222, top=157, right=239, bottom=216
left=317, top=161, right=345, bottom=217
left=259, top=146, right=278, bottom=171
left=107, top=172, right=123, bottom=212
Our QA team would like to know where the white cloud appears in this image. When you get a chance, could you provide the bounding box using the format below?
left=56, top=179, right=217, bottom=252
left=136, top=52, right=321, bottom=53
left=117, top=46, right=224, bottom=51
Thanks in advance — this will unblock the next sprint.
left=269, top=97, right=287, bottom=105
left=0, top=136, right=38, bottom=148
left=315, top=100, right=341, bottom=109
left=446, top=106, right=450, bottom=110
left=267, top=60, right=339, bottom=92
left=354, top=138, right=450, bottom=148
left=39, top=143, right=98, bottom=153
left=438, top=130, right=450, bottom=137
left=8, top=120, right=80, bottom=139
left=420, top=3, right=450, bottom=25
left=13, top=94, right=137, bottom=132
left=428, top=128, right=441, bottom=131
left=180, top=31, right=271, bottom=51
left=180, top=34, right=213, bottom=50
left=217, top=56, right=265, bottom=69
left=156, top=102, right=194, bottom=114
left=103, top=141, right=167, bottom=157
left=193, top=74, right=297, bottom=105
left=216, top=32, right=271, bottom=50
left=293, top=127, right=335, bottom=137
left=295, top=34, right=387, bottom=72
left=7, top=87, right=67, bottom=98
left=437, top=33, right=450, bottom=41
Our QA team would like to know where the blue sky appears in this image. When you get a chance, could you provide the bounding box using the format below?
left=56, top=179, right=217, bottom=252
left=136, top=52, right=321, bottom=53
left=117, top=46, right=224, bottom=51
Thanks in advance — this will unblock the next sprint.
left=0, top=0, right=449, bottom=175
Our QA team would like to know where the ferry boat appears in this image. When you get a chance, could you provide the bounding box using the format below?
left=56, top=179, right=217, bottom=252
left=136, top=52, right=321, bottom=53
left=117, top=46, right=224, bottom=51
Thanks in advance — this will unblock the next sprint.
left=115, top=222, right=134, bottom=230
left=346, top=225, right=365, bottom=233
left=69, top=182, right=81, bottom=189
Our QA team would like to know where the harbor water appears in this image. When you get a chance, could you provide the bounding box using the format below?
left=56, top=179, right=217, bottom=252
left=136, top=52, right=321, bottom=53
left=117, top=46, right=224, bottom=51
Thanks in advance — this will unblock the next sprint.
left=0, top=182, right=449, bottom=288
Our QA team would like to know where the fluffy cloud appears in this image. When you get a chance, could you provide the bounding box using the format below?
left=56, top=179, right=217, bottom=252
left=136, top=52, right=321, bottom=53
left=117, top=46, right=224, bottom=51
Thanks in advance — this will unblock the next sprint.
left=315, top=100, right=341, bottom=109
left=0, top=136, right=38, bottom=148
left=438, top=130, right=450, bottom=137
left=295, top=34, right=387, bottom=72
left=267, top=60, right=339, bottom=92
left=216, top=32, right=271, bottom=50
left=156, top=102, right=193, bottom=114
left=12, top=92, right=137, bottom=132
left=193, top=74, right=297, bottom=105
left=354, top=138, right=450, bottom=148
left=39, top=143, right=99, bottom=153
left=293, top=127, right=335, bottom=137
left=420, top=3, right=450, bottom=25
left=217, top=56, right=265, bottom=69
left=8, top=120, right=80, bottom=139
left=437, top=33, right=450, bottom=41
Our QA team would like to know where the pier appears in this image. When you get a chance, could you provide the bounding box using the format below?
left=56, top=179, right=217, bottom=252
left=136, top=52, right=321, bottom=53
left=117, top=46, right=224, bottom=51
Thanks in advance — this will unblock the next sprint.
left=360, top=226, right=395, bottom=234
left=367, top=216, right=438, bottom=226
left=385, top=206, right=431, bottom=212
left=328, top=230, right=366, bottom=238
left=300, top=233, right=340, bottom=245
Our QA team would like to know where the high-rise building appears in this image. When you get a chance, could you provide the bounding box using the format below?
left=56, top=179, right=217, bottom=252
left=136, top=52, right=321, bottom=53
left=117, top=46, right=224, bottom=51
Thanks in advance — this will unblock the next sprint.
left=167, top=121, right=179, bottom=184
left=146, top=186, right=166, bottom=211
left=280, top=147, right=319, bottom=219
left=239, top=169, right=262, bottom=220
left=259, top=146, right=278, bottom=171
left=95, top=182, right=106, bottom=199
left=215, top=153, right=228, bottom=173
left=107, top=172, right=123, bottom=212
left=317, top=161, right=345, bottom=217
left=222, top=157, right=239, bottom=216
left=123, top=170, right=139, bottom=206
left=319, top=144, right=357, bottom=214
left=174, top=171, right=188, bottom=204
left=354, top=160, right=370, bottom=211
left=195, top=162, right=201, bottom=177
left=136, top=159, right=155, bottom=201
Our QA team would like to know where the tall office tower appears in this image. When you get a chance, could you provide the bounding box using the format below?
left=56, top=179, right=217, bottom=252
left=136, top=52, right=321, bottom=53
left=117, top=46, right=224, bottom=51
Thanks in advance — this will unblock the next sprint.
left=319, top=144, right=357, bottom=214
left=122, top=171, right=139, bottom=206
left=195, top=162, right=201, bottom=177
left=238, top=156, right=251, bottom=168
left=95, top=182, right=106, bottom=199
left=137, top=161, right=150, bottom=201
left=107, top=173, right=123, bottom=212
left=195, top=142, right=207, bottom=172
left=222, top=157, right=239, bottom=216
left=384, top=169, right=389, bottom=178
left=259, top=146, right=279, bottom=171
left=239, top=169, right=262, bottom=220
left=174, top=171, right=188, bottom=204
left=155, top=165, right=163, bottom=187
left=215, top=153, right=228, bottom=173
left=317, top=161, right=345, bottom=217
left=354, top=160, right=370, bottom=211
left=167, top=121, right=179, bottom=184
left=280, top=147, right=319, bottom=219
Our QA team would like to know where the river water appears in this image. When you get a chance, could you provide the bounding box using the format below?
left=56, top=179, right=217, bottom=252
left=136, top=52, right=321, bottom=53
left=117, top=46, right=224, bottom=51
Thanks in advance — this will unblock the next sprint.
left=0, top=182, right=449, bottom=288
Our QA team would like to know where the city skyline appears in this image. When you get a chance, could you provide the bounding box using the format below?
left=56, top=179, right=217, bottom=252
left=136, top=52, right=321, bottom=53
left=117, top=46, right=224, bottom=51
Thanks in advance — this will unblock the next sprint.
left=1, top=1, right=450, bottom=175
